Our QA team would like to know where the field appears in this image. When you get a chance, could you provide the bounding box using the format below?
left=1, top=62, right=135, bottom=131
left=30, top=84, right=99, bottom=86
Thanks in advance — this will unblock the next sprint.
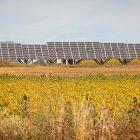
left=0, top=61, right=140, bottom=140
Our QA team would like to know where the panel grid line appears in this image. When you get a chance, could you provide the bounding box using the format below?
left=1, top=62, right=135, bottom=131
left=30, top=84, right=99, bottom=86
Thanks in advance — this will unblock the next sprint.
left=99, top=42, right=103, bottom=59
left=102, top=43, right=107, bottom=59
left=110, top=43, right=114, bottom=59
left=76, top=42, right=81, bottom=59
left=14, top=43, right=17, bottom=60
left=33, top=45, right=37, bottom=59
left=69, top=42, right=73, bottom=59
left=61, top=42, right=65, bottom=59
left=0, top=43, right=3, bottom=59
left=124, top=44, right=129, bottom=59
left=54, top=42, right=58, bottom=59
left=20, top=44, right=24, bottom=59
left=84, top=42, right=89, bottom=59
left=126, top=44, right=131, bottom=59
left=40, top=44, right=44, bottom=60
left=7, top=43, right=10, bottom=60
left=27, top=44, right=31, bottom=59
left=46, top=44, right=50, bottom=60
left=133, top=44, right=137, bottom=58
left=117, top=43, right=121, bottom=59
left=92, top=42, right=96, bottom=59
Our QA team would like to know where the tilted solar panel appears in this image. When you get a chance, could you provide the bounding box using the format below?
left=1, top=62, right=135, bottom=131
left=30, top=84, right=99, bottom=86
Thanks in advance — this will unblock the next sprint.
left=47, top=42, right=57, bottom=60
left=92, top=42, right=103, bottom=59
left=135, top=44, right=140, bottom=58
left=41, top=45, right=49, bottom=59
left=62, top=42, right=72, bottom=59
left=8, top=43, right=16, bottom=60
left=15, top=43, right=24, bottom=59
left=77, top=42, right=88, bottom=59
left=0, top=42, right=140, bottom=63
left=55, top=42, right=65, bottom=59
left=22, top=45, right=30, bottom=59
left=127, top=44, right=137, bottom=58
left=0, top=43, right=9, bottom=60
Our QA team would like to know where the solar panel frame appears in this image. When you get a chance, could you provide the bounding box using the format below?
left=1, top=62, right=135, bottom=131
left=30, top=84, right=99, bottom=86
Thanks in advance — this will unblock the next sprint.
left=54, top=42, right=65, bottom=59
left=93, top=42, right=103, bottom=59
left=28, top=45, right=36, bottom=59
left=47, top=42, right=57, bottom=60
left=1, top=43, right=9, bottom=60
left=135, top=44, right=140, bottom=58
left=15, top=43, right=24, bottom=59
left=125, top=44, right=131, bottom=59
left=22, top=44, right=30, bottom=59
left=110, top=43, right=120, bottom=59
left=100, top=43, right=106, bottom=59
left=103, top=43, right=113, bottom=59
left=40, top=44, right=44, bottom=60
left=85, top=42, right=95, bottom=59
left=77, top=42, right=88, bottom=59
left=127, top=44, right=137, bottom=58
left=8, top=43, right=16, bottom=60
left=62, top=42, right=72, bottom=59
left=76, top=42, right=81, bottom=59
left=41, top=45, right=49, bottom=59
left=70, top=42, right=80, bottom=59
left=133, top=44, right=138, bottom=58
left=117, top=43, right=128, bottom=59
left=61, top=42, right=66, bottom=59
left=34, top=45, right=43, bottom=59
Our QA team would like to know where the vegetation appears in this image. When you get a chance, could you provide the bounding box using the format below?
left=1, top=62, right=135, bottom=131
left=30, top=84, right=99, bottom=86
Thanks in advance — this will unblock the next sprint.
left=0, top=74, right=140, bottom=139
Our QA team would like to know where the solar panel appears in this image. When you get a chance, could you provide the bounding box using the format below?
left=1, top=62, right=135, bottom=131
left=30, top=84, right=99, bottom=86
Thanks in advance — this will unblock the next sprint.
left=47, top=42, right=57, bottom=60
left=15, top=43, right=23, bottom=59
left=77, top=42, right=88, bottom=59
left=41, top=45, right=49, bottom=59
left=0, top=42, right=140, bottom=63
left=62, top=42, right=72, bottom=59
left=34, top=45, right=43, bottom=59
left=135, top=44, right=140, bottom=58
left=92, top=42, right=103, bottom=59
left=8, top=43, right=16, bottom=60
left=127, top=44, right=137, bottom=58
left=70, top=42, right=80, bottom=59
left=55, top=42, right=65, bottom=59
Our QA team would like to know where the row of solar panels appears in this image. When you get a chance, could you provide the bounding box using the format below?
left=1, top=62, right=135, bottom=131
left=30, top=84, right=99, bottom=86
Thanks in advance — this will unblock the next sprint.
left=0, top=42, right=140, bottom=60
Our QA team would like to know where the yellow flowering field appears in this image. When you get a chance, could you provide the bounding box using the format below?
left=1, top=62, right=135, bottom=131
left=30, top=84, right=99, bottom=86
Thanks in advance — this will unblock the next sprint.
left=0, top=74, right=140, bottom=139
left=0, top=74, right=140, bottom=116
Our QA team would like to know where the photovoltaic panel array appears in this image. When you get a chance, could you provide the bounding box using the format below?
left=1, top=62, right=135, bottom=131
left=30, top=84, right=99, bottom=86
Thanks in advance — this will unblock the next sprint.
left=0, top=43, right=49, bottom=60
left=0, top=42, right=140, bottom=61
left=47, top=42, right=103, bottom=60
left=47, top=42, right=140, bottom=60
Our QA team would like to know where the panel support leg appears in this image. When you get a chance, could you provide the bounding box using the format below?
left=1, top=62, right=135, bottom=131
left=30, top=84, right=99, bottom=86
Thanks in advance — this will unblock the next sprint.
left=18, top=59, right=24, bottom=64
left=66, top=59, right=69, bottom=65
left=118, top=59, right=132, bottom=64
left=94, top=59, right=110, bottom=65
left=76, top=59, right=83, bottom=64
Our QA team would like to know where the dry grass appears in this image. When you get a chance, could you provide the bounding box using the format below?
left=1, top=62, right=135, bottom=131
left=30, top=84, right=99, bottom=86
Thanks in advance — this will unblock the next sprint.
left=0, top=100, right=140, bottom=140
left=0, top=59, right=140, bottom=75
left=0, top=65, right=140, bottom=75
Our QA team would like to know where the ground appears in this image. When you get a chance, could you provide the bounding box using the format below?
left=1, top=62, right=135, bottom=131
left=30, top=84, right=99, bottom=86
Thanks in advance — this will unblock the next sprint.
left=0, top=65, right=140, bottom=75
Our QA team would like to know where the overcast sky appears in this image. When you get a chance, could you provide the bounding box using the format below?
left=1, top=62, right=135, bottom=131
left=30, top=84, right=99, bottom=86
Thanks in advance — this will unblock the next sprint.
left=0, top=0, right=140, bottom=43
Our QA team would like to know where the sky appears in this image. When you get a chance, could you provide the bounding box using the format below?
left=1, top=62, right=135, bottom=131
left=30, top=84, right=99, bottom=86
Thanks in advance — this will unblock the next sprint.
left=0, top=0, right=140, bottom=44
